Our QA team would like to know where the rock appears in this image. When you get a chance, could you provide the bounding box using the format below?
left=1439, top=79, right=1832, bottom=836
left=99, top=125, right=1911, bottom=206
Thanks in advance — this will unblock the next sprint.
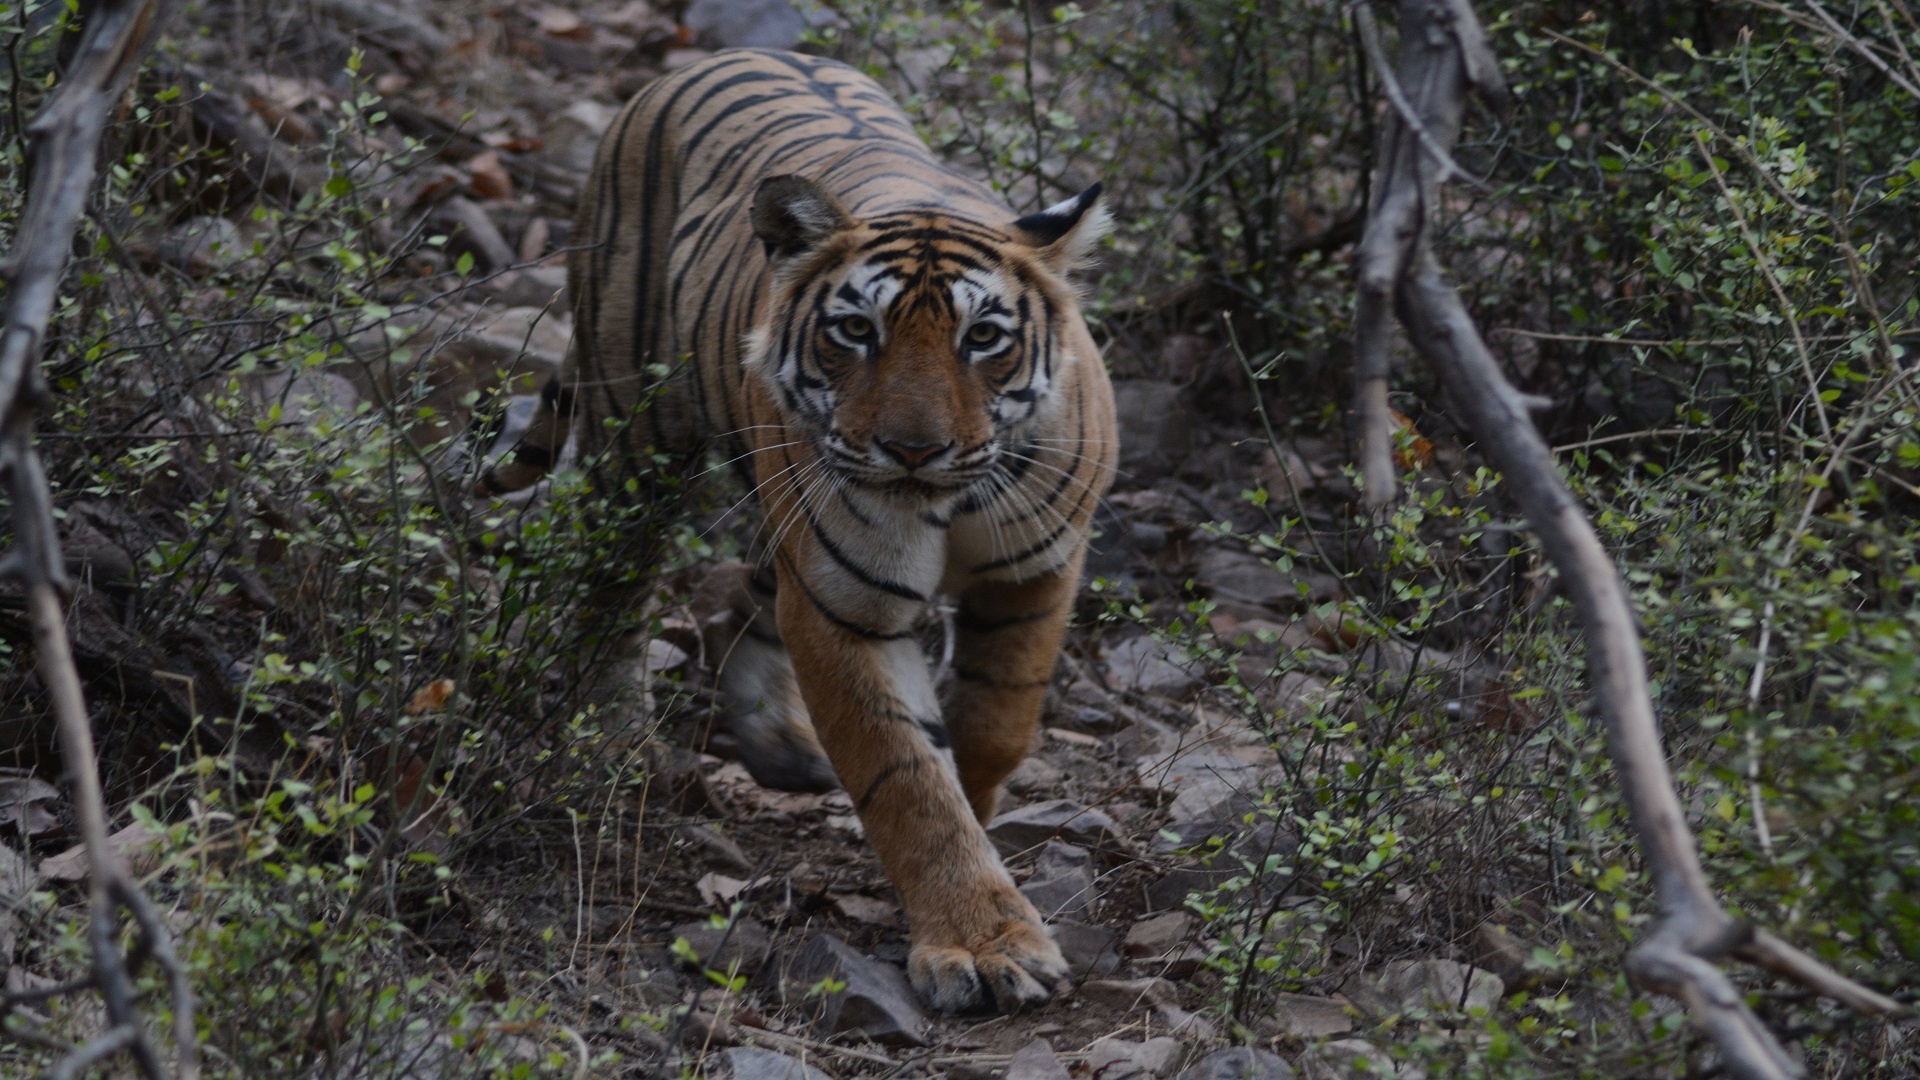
left=675, top=823, right=753, bottom=874
left=1005, top=1038, right=1071, bottom=1080
left=1124, top=911, right=1197, bottom=958
left=1138, top=745, right=1273, bottom=823
left=1194, top=548, right=1297, bottom=610
left=1269, top=993, right=1354, bottom=1038
left=486, top=264, right=569, bottom=308
left=684, top=0, right=830, bottom=49
left=670, top=917, right=771, bottom=977
left=988, top=799, right=1122, bottom=855
left=1177, top=1046, right=1299, bottom=1080
left=1051, top=920, right=1122, bottom=979
left=1296, top=1039, right=1394, bottom=1079
left=1112, top=380, right=1194, bottom=482
left=1078, top=976, right=1177, bottom=1010
left=782, top=934, right=928, bottom=1047
left=1104, top=635, right=1203, bottom=700
left=1020, top=842, right=1094, bottom=919
left=1086, top=1036, right=1183, bottom=1079
left=541, top=99, right=619, bottom=174
left=154, top=215, right=245, bottom=275
left=620, top=960, right=686, bottom=1006
left=1155, top=1004, right=1219, bottom=1038
left=1005, top=754, right=1063, bottom=795
left=1144, top=818, right=1296, bottom=912
left=724, top=1046, right=835, bottom=1080
left=1470, top=923, right=1535, bottom=991
left=1346, top=959, right=1503, bottom=1020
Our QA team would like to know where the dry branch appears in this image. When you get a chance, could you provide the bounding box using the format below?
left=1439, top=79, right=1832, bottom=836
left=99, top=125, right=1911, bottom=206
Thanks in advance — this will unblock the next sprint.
left=0, top=1, right=194, bottom=1077
left=1349, top=2, right=1910, bottom=1077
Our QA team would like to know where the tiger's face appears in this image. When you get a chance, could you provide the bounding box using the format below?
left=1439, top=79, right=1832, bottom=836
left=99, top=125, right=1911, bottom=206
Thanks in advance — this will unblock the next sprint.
left=748, top=176, right=1108, bottom=501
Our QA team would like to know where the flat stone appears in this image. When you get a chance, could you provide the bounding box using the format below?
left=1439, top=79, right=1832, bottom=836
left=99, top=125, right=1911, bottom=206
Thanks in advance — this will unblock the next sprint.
left=1020, top=842, right=1095, bottom=919
left=1194, top=547, right=1297, bottom=610
left=671, top=918, right=771, bottom=977
left=1145, top=819, right=1297, bottom=912
left=1296, top=1039, right=1393, bottom=1080
left=1124, top=911, right=1196, bottom=957
left=1005, top=1038, right=1071, bottom=1080
left=1104, top=635, right=1203, bottom=699
left=1155, top=1004, right=1219, bottom=1039
left=1137, top=745, right=1273, bottom=823
left=1085, top=1036, right=1183, bottom=1079
left=988, top=799, right=1121, bottom=855
left=1078, top=976, right=1177, bottom=1010
left=1347, top=959, right=1503, bottom=1020
left=1051, top=920, right=1122, bottom=979
left=1004, top=754, right=1063, bottom=795
left=685, top=0, right=826, bottom=49
left=724, top=1046, right=834, bottom=1080
left=1269, top=993, right=1354, bottom=1038
left=783, top=934, right=928, bottom=1047
left=1177, top=1047, right=1299, bottom=1080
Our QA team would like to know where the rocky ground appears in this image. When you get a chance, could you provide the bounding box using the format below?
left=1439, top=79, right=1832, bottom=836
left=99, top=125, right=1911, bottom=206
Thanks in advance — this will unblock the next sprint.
left=3, top=1, right=1530, bottom=1077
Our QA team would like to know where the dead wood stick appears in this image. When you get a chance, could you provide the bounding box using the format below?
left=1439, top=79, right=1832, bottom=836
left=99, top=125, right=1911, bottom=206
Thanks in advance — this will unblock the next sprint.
left=1350, top=3, right=1909, bottom=1078
left=0, top=1, right=194, bottom=1077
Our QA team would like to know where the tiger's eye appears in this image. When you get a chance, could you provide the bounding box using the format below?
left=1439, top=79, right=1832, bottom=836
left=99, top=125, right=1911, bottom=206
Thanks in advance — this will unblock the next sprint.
left=965, top=323, right=1003, bottom=346
left=839, top=315, right=875, bottom=340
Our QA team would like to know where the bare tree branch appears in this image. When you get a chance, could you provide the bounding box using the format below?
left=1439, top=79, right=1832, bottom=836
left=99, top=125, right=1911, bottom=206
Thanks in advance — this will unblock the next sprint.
left=0, top=1, right=194, bottom=1077
left=1349, top=3, right=1912, bottom=1077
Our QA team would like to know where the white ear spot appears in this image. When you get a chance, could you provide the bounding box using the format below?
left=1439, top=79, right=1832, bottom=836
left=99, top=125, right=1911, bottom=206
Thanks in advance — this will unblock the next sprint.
left=1012, top=182, right=1112, bottom=272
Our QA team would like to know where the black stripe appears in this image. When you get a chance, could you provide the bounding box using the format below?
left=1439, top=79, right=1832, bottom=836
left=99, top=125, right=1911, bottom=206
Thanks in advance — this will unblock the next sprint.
left=856, top=758, right=917, bottom=812
left=954, top=604, right=1058, bottom=634
left=954, top=666, right=1051, bottom=690
left=782, top=555, right=916, bottom=640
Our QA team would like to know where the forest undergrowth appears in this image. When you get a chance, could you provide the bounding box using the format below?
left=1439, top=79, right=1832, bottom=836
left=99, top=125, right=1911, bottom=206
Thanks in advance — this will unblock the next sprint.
left=1, top=1, right=1916, bottom=1077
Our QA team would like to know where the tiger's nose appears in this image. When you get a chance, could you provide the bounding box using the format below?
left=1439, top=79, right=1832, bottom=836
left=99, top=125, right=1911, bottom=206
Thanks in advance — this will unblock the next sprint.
left=877, top=440, right=950, bottom=469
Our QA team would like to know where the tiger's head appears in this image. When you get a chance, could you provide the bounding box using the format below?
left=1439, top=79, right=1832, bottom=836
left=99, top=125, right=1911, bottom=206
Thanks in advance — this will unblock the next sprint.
left=744, top=174, right=1110, bottom=500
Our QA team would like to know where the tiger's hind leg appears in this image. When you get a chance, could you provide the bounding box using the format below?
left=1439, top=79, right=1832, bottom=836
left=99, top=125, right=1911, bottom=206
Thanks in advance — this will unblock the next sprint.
left=701, top=562, right=839, bottom=793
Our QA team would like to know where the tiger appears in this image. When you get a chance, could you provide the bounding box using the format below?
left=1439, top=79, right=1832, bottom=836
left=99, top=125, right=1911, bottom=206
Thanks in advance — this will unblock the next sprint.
left=479, top=48, right=1117, bottom=1013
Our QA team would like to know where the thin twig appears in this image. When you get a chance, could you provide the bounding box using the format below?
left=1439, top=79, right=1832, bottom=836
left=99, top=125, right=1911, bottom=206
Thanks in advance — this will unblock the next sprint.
left=0, top=1, right=193, bottom=1077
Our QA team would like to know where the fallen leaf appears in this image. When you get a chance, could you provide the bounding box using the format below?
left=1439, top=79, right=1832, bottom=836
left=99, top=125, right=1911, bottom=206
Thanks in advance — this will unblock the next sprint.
left=829, top=892, right=898, bottom=926
left=406, top=678, right=455, bottom=716
left=481, top=131, right=545, bottom=153
left=39, top=823, right=164, bottom=883
left=466, top=152, right=514, bottom=201
left=696, top=872, right=761, bottom=907
left=0, top=772, right=61, bottom=837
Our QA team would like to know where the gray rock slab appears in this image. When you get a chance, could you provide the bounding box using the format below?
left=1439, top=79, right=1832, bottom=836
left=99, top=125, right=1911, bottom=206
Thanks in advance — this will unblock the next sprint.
left=671, top=917, right=771, bottom=977
left=1005, top=1038, right=1071, bottom=1080
left=1086, top=1035, right=1183, bottom=1079
left=1269, top=992, right=1354, bottom=1038
left=1296, top=1039, right=1394, bottom=1079
left=988, top=799, right=1121, bottom=855
left=1177, top=1047, right=1299, bottom=1080
left=1078, top=976, right=1178, bottom=1010
left=1347, top=959, right=1503, bottom=1020
left=1052, top=920, right=1122, bottom=979
left=724, top=1046, right=835, bottom=1080
left=1104, top=635, right=1203, bottom=699
left=784, top=934, right=928, bottom=1047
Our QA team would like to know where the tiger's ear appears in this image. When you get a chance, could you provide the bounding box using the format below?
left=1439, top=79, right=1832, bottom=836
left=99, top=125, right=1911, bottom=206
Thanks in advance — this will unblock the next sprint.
left=752, top=175, right=855, bottom=260
left=1012, top=182, right=1111, bottom=272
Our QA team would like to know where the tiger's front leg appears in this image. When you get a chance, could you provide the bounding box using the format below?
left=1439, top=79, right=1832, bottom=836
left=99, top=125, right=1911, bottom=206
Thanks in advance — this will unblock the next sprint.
left=774, top=562, right=1068, bottom=1013
left=945, top=553, right=1085, bottom=825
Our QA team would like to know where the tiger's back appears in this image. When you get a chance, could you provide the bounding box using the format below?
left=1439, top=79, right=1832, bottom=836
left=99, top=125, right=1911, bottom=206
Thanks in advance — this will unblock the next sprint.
left=488, top=49, right=1118, bottom=1014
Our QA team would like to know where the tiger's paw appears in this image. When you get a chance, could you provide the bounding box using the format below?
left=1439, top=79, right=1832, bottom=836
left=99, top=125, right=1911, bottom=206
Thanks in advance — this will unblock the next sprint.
left=907, top=913, right=1068, bottom=1014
